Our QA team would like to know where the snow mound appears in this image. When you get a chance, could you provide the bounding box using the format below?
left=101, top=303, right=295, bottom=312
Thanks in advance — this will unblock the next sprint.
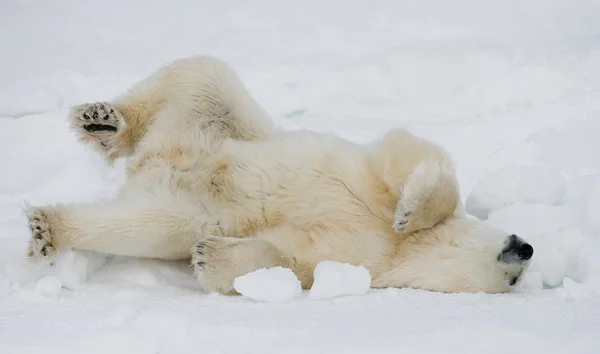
left=308, top=261, right=371, bottom=300
left=466, top=166, right=566, bottom=220
left=53, top=249, right=108, bottom=290
left=34, top=276, right=62, bottom=298
left=519, top=272, right=543, bottom=292
left=233, top=267, right=302, bottom=303
left=557, top=278, right=594, bottom=302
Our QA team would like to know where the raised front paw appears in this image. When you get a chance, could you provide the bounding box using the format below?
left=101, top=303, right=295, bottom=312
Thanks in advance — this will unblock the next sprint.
left=69, top=102, right=124, bottom=149
left=393, top=204, right=416, bottom=233
left=25, top=205, right=58, bottom=264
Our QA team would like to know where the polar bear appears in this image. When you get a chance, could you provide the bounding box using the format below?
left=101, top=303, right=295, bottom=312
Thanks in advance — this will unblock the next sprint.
left=25, top=56, right=533, bottom=294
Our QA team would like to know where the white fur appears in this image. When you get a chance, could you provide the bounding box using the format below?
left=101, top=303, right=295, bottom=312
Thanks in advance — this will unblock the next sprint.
left=25, top=56, right=532, bottom=295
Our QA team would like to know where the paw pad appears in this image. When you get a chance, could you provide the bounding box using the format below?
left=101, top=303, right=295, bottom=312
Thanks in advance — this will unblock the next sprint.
left=69, top=102, right=124, bottom=149
left=25, top=206, right=57, bottom=264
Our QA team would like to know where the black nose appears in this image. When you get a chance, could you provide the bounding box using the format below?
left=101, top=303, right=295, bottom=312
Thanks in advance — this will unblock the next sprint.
left=518, top=243, right=534, bottom=261
left=500, top=234, right=534, bottom=263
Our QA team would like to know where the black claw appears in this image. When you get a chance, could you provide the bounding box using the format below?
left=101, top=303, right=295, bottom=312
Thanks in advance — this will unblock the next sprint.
left=397, top=220, right=407, bottom=226
left=196, top=261, right=205, bottom=269
left=83, top=113, right=90, bottom=119
left=41, top=246, right=47, bottom=256
left=110, top=108, right=114, bottom=114
left=404, top=212, right=412, bottom=217
left=84, top=124, right=118, bottom=133
left=35, top=233, right=43, bottom=240
left=93, top=112, right=98, bottom=119
left=103, top=115, right=109, bottom=120
left=35, top=226, right=41, bottom=231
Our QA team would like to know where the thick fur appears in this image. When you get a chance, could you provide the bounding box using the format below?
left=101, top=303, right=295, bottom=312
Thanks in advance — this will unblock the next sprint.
left=25, top=56, right=531, bottom=294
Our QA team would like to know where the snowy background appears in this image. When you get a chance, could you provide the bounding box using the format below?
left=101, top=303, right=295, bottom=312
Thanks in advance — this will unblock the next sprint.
left=1, top=0, right=600, bottom=353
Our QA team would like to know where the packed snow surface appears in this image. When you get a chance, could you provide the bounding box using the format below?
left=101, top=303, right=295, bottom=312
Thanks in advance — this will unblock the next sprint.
left=1, top=0, right=600, bottom=353
left=309, top=261, right=372, bottom=299
left=234, top=267, right=302, bottom=303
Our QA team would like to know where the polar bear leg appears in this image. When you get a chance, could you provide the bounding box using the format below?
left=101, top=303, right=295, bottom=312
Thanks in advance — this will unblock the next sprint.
left=374, top=129, right=460, bottom=234
left=192, top=235, right=315, bottom=295
left=69, top=56, right=278, bottom=162
left=24, top=192, right=222, bottom=263
left=393, top=156, right=460, bottom=234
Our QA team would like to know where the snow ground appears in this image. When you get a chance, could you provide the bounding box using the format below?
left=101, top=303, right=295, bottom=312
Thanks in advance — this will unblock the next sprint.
left=1, top=0, right=600, bottom=353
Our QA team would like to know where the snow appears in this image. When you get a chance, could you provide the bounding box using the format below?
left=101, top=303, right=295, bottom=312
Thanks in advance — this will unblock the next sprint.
left=465, top=166, right=567, bottom=220
left=34, top=276, right=62, bottom=298
left=234, top=266, right=302, bottom=303
left=1, top=0, right=600, bottom=353
left=52, top=249, right=108, bottom=290
left=309, top=261, right=371, bottom=299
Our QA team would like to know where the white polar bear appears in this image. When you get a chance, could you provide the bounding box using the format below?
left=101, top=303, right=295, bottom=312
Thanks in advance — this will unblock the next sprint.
left=24, top=56, right=533, bottom=294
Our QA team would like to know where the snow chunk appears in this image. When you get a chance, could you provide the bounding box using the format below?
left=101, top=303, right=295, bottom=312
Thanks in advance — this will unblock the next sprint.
left=35, top=276, right=62, bottom=298
left=557, top=278, right=594, bottom=301
left=466, top=166, right=566, bottom=220
left=308, top=261, right=371, bottom=299
left=54, top=249, right=108, bottom=290
left=520, top=272, right=543, bottom=291
left=234, top=267, right=301, bottom=303
left=574, top=238, right=600, bottom=291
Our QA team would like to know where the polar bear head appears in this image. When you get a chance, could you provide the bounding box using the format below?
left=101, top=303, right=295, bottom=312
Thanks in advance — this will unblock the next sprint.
left=369, top=128, right=534, bottom=293
left=389, top=206, right=534, bottom=294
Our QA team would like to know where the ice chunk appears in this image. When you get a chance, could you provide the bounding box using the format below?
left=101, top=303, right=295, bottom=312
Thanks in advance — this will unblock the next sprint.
left=308, top=261, right=371, bottom=299
left=35, top=276, right=62, bottom=298
left=466, top=166, right=566, bottom=220
left=233, top=267, right=302, bottom=303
